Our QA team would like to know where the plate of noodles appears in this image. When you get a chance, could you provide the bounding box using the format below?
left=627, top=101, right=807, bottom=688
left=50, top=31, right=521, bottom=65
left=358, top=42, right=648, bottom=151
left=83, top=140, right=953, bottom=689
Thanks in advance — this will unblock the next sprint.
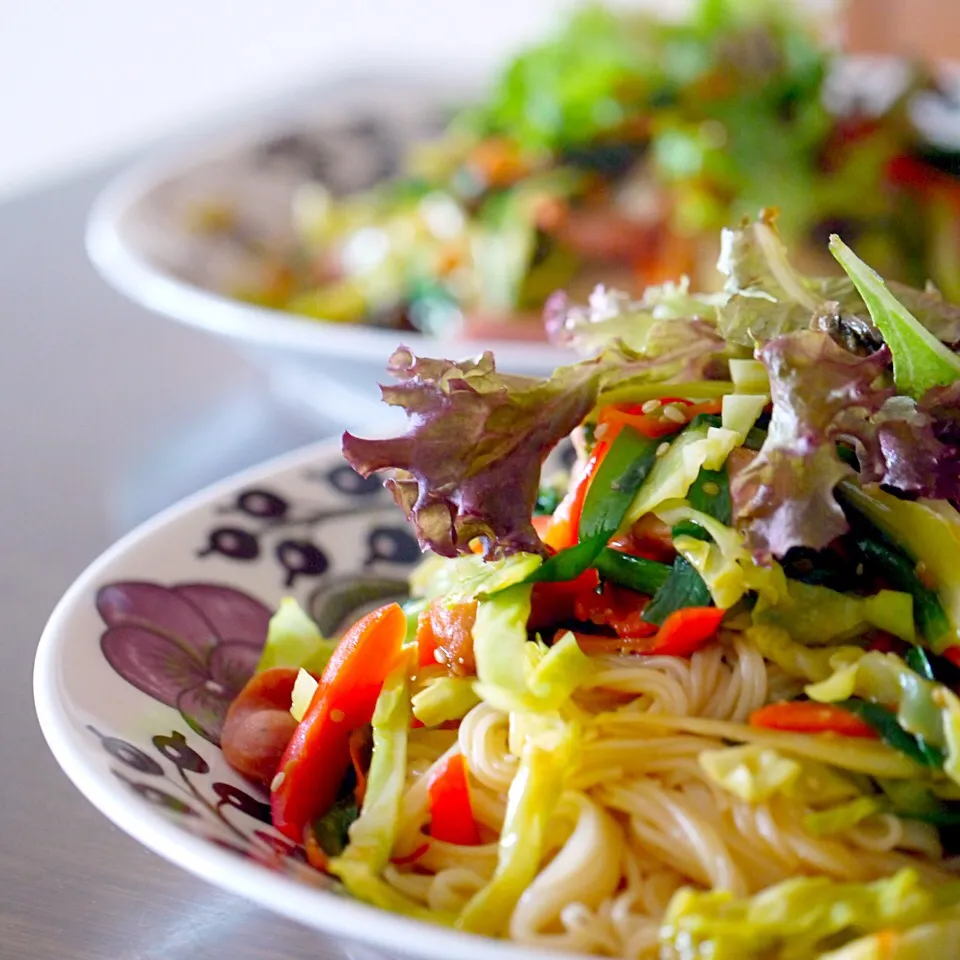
left=38, top=216, right=960, bottom=958
left=86, top=0, right=960, bottom=421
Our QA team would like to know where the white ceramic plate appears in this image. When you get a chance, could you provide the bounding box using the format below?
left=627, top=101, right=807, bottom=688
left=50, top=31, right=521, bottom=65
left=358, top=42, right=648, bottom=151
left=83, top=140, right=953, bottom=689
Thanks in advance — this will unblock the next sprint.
left=33, top=437, right=576, bottom=960
left=85, top=77, right=573, bottom=426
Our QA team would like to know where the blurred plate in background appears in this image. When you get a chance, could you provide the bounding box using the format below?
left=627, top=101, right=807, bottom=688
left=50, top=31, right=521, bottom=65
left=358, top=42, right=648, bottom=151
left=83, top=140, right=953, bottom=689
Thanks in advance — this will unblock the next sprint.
left=86, top=62, right=960, bottom=427
left=85, top=76, right=574, bottom=428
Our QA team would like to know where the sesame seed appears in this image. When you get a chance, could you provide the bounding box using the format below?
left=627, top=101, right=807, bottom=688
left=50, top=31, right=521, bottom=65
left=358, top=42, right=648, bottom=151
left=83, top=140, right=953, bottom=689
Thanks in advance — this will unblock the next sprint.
left=662, top=404, right=686, bottom=423
left=270, top=772, right=285, bottom=792
left=856, top=563, right=864, bottom=576
left=641, top=399, right=661, bottom=414
left=330, top=708, right=345, bottom=723
left=594, top=422, right=609, bottom=441
left=656, top=442, right=670, bottom=457
left=701, top=482, right=720, bottom=496
left=434, top=648, right=449, bottom=665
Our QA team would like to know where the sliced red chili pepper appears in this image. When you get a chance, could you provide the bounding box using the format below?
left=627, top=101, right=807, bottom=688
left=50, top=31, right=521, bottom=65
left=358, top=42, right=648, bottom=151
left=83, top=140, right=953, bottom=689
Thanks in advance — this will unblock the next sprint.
left=750, top=701, right=880, bottom=739
left=427, top=754, right=481, bottom=846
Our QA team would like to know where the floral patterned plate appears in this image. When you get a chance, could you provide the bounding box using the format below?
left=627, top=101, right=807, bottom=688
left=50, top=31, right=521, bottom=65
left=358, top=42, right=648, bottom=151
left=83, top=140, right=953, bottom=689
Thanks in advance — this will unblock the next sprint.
left=33, top=437, right=564, bottom=960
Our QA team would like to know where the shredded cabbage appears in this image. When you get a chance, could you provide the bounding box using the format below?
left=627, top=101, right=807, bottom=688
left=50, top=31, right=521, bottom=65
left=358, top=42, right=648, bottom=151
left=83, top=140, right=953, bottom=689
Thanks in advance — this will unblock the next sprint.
left=256, top=597, right=335, bottom=673
left=803, top=797, right=885, bottom=836
left=840, top=483, right=960, bottom=652
left=622, top=426, right=740, bottom=529
left=526, top=630, right=593, bottom=708
left=660, top=869, right=960, bottom=960
left=408, top=551, right=542, bottom=603
left=721, top=393, right=767, bottom=440
left=656, top=500, right=788, bottom=609
left=473, top=590, right=591, bottom=714
left=729, top=358, right=770, bottom=394
left=472, top=585, right=537, bottom=714
left=754, top=581, right=916, bottom=646
left=699, top=744, right=863, bottom=806
left=746, top=625, right=864, bottom=683
left=457, top=711, right=576, bottom=935
left=290, top=668, right=319, bottom=722
left=820, top=919, right=960, bottom=959
left=411, top=677, right=481, bottom=727
left=806, top=651, right=947, bottom=759
left=331, top=654, right=412, bottom=889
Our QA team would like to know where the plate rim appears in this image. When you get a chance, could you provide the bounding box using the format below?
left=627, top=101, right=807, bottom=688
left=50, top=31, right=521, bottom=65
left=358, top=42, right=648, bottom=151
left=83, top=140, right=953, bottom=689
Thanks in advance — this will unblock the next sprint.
left=32, top=435, right=568, bottom=960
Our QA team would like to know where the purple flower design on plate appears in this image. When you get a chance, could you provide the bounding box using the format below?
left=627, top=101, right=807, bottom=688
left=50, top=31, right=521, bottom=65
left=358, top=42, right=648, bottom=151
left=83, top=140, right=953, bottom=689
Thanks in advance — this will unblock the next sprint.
left=97, top=581, right=272, bottom=745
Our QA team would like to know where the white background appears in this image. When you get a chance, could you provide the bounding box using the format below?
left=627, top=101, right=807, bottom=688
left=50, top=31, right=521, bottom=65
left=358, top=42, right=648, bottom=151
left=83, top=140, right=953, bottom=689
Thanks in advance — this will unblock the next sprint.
left=0, top=1, right=599, bottom=199
left=0, top=0, right=850, bottom=202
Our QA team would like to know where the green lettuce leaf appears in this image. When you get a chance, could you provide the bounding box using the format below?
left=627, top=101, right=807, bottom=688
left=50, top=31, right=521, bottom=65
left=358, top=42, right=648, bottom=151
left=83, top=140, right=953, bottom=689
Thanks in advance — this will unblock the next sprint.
left=546, top=281, right=726, bottom=364
left=830, top=235, right=960, bottom=400
left=715, top=216, right=960, bottom=352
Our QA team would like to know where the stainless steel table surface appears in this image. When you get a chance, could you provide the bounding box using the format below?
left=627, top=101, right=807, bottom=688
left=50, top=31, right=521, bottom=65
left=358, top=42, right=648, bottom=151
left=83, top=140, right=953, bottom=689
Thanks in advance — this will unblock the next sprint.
left=1, top=161, right=372, bottom=958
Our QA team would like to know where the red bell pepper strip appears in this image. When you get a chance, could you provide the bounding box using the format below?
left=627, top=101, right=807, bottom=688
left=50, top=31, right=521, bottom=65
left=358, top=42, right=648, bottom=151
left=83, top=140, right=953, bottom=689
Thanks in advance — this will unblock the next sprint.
left=531, top=514, right=554, bottom=540
left=598, top=398, right=724, bottom=439
left=271, top=603, right=406, bottom=842
left=528, top=567, right=600, bottom=632
left=574, top=581, right=658, bottom=639
left=542, top=441, right=610, bottom=551
left=749, top=701, right=880, bottom=739
left=572, top=604, right=723, bottom=655
left=944, top=647, right=960, bottom=671
left=427, top=754, right=481, bottom=846
left=647, top=607, right=725, bottom=657
left=428, top=601, right=477, bottom=676
left=416, top=608, right=439, bottom=669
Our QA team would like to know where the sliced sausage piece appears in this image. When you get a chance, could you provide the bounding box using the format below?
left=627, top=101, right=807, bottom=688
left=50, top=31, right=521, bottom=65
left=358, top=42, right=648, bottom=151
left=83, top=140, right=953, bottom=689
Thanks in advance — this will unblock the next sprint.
left=222, top=667, right=300, bottom=786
